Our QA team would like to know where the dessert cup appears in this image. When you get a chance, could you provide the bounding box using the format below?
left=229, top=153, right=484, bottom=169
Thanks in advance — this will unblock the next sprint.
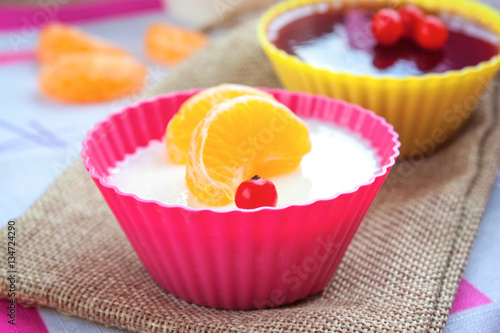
left=81, top=89, right=400, bottom=310
left=258, top=0, right=500, bottom=157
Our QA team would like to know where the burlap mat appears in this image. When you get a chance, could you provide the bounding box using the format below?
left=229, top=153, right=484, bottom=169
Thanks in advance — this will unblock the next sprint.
left=2, top=20, right=500, bottom=332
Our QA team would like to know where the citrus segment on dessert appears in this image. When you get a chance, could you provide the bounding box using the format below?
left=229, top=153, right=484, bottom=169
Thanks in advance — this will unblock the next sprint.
left=37, top=23, right=126, bottom=63
left=39, top=53, right=146, bottom=103
left=185, top=95, right=311, bottom=206
left=166, top=84, right=276, bottom=164
left=145, top=23, right=208, bottom=65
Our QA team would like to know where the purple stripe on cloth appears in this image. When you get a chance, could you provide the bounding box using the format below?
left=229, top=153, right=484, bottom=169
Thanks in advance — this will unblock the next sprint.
left=0, top=119, right=59, bottom=150
left=29, top=120, right=69, bottom=148
left=0, top=50, right=35, bottom=64
left=0, top=0, right=164, bottom=32
left=450, top=278, right=492, bottom=315
left=0, top=300, right=49, bottom=332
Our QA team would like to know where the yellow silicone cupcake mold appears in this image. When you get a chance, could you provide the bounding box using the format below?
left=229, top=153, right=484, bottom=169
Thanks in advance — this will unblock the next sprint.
left=258, top=0, right=500, bottom=157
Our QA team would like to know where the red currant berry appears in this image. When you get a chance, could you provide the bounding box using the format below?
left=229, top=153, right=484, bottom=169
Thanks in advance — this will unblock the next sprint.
left=371, top=8, right=404, bottom=46
left=235, top=175, right=278, bottom=209
left=398, top=5, right=425, bottom=38
left=415, top=15, right=449, bottom=50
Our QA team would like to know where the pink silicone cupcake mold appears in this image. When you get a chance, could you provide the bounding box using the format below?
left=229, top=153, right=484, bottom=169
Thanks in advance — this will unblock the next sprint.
left=81, top=89, right=400, bottom=310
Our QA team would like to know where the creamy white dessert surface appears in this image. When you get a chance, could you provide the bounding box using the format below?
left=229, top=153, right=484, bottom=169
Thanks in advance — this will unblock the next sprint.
left=106, top=119, right=381, bottom=210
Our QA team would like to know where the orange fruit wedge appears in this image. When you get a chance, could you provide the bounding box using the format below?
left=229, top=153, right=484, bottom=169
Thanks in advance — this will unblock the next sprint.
left=166, top=84, right=276, bottom=164
left=186, top=96, right=311, bottom=206
left=145, top=23, right=208, bottom=65
left=37, top=23, right=126, bottom=63
left=39, top=53, right=146, bottom=103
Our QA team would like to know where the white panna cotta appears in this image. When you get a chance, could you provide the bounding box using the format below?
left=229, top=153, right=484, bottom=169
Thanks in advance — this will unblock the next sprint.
left=106, top=119, right=381, bottom=210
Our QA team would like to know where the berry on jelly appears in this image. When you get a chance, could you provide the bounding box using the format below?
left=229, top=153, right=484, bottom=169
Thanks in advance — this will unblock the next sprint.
left=235, top=175, right=278, bottom=209
left=398, top=5, right=425, bottom=38
left=371, top=8, right=404, bottom=46
left=415, top=15, right=449, bottom=50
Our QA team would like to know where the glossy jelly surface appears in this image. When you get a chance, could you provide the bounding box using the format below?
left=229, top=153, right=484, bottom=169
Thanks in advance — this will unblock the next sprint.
left=268, top=4, right=499, bottom=76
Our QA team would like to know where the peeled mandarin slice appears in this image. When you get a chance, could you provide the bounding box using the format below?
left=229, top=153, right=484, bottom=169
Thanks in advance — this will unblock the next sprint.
left=39, top=53, right=146, bottom=103
left=186, top=96, right=311, bottom=206
left=145, top=23, right=208, bottom=65
left=166, top=84, right=276, bottom=164
left=37, top=23, right=126, bottom=63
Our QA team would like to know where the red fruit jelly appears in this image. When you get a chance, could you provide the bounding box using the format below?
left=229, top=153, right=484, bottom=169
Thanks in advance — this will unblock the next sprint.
left=268, top=4, right=499, bottom=76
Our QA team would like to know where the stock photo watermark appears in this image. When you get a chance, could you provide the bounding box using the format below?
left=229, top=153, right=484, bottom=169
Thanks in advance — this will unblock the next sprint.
left=8, top=0, right=70, bottom=52
left=6, top=220, right=17, bottom=326
left=213, top=0, right=245, bottom=20
left=201, top=99, right=294, bottom=206
left=385, top=75, right=498, bottom=188
left=253, top=233, right=339, bottom=309
left=49, top=63, right=167, bottom=176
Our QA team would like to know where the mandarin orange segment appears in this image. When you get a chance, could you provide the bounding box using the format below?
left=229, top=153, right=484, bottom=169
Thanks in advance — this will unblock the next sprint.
left=145, top=23, right=208, bottom=65
left=39, top=53, right=146, bottom=103
left=166, top=84, right=276, bottom=164
left=37, top=23, right=126, bottom=63
left=186, top=96, right=311, bottom=206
